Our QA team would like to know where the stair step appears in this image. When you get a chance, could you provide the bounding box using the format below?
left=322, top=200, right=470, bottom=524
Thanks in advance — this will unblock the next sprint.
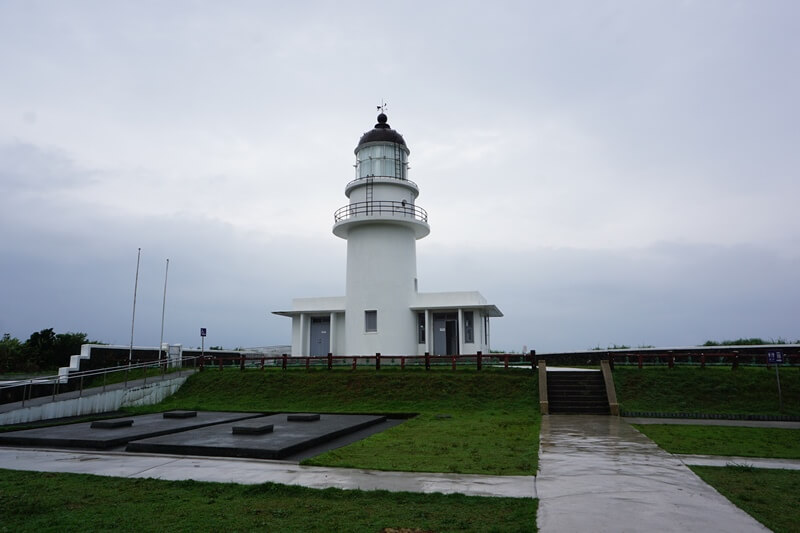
left=546, top=370, right=609, bottom=415
left=551, top=385, right=605, bottom=388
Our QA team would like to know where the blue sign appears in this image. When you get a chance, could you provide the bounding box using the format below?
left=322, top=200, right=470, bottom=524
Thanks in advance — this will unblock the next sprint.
left=767, top=351, right=783, bottom=364
left=200, top=328, right=207, bottom=337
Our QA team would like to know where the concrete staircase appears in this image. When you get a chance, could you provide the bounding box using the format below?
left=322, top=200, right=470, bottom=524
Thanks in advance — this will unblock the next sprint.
left=546, top=371, right=610, bottom=414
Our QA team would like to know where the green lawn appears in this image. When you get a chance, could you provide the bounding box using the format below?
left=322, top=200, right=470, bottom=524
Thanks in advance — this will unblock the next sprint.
left=125, top=367, right=540, bottom=475
left=691, top=466, right=800, bottom=533
left=634, top=424, right=800, bottom=459
left=86, top=366, right=186, bottom=387
left=613, top=366, right=799, bottom=415
left=0, top=469, right=537, bottom=533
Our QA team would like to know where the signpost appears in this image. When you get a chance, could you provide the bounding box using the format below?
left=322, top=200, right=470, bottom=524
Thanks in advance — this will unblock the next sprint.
left=767, top=351, right=783, bottom=411
left=200, top=328, right=207, bottom=362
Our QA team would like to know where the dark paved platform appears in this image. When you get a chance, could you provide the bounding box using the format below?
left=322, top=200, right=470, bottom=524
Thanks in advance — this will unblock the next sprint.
left=0, top=411, right=260, bottom=449
left=125, top=413, right=387, bottom=460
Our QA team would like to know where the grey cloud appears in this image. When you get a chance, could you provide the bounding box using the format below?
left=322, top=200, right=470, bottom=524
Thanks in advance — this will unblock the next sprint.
left=1, top=1, right=798, bottom=353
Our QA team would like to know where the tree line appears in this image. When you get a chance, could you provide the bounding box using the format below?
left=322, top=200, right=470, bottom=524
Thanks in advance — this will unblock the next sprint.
left=0, top=329, right=98, bottom=374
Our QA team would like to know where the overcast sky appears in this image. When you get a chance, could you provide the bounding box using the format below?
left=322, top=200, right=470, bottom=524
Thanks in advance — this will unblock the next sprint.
left=1, top=1, right=798, bottom=353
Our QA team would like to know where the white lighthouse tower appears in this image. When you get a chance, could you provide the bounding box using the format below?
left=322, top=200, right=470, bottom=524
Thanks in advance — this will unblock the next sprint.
left=274, top=111, right=502, bottom=357
left=332, top=112, right=429, bottom=356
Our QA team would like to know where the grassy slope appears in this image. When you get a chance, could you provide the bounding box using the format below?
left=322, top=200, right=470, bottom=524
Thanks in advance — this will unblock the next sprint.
left=613, top=366, right=800, bottom=415
left=691, top=466, right=800, bottom=533
left=614, top=367, right=799, bottom=529
left=0, top=470, right=537, bottom=533
left=634, top=425, right=800, bottom=459
left=126, top=367, right=540, bottom=475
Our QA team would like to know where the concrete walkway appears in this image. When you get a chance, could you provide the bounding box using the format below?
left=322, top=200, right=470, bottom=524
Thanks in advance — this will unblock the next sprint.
left=625, top=416, right=800, bottom=429
left=536, top=415, right=769, bottom=532
left=678, top=454, right=800, bottom=470
left=0, top=446, right=534, bottom=499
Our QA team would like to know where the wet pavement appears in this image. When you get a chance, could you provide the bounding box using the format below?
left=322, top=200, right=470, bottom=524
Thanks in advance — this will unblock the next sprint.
left=0, top=411, right=259, bottom=449
left=536, top=415, right=769, bottom=532
left=678, top=454, right=800, bottom=470
left=625, top=416, right=800, bottom=429
left=125, top=413, right=388, bottom=459
left=0, top=446, right=534, bottom=498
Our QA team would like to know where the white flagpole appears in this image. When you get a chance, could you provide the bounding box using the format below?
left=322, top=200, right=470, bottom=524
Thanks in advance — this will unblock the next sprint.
left=129, top=248, right=141, bottom=365
left=158, top=258, right=170, bottom=365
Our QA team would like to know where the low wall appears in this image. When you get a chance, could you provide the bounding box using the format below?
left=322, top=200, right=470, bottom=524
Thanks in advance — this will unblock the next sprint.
left=0, top=375, right=188, bottom=426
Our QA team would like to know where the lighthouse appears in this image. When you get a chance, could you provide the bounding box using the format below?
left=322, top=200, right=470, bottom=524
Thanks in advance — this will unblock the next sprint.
left=332, top=112, right=429, bottom=356
left=274, top=111, right=502, bottom=357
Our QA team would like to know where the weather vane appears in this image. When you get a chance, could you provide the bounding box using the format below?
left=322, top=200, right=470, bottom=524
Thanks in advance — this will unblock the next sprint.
left=377, top=99, right=388, bottom=113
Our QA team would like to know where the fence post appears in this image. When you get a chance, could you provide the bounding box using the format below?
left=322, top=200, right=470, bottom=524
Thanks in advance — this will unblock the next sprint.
left=218, top=358, right=223, bottom=371
left=530, top=350, right=536, bottom=372
left=260, top=357, right=265, bottom=370
left=638, top=355, right=643, bottom=369
left=451, top=356, right=456, bottom=371
left=327, top=352, right=333, bottom=370
left=504, top=355, right=509, bottom=369
left=240, top=356, right=245, bottom=371
left=305, top=357, right=310, bottom=370
left=282, top=354, right=288, bottom=370
left=376, top=352, right=381, bottom=371
left=732, top=353, right=739, bottom=370
left=401, top=357, right=405, bottom=370
left=668, top=355, right=674, bottom=369
left=477, top=351, right=482, bottom=371
left=352, top=357, right=357, bottom=370
left=701, top=353, right=706, bottom=369
left=425, top=352, right=430, bottom=371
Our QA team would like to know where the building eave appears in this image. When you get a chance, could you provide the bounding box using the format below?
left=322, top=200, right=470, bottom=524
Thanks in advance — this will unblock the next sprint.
left=409, top=303, right=503, bottom=317
left=272, top=308, right=345, bottom=318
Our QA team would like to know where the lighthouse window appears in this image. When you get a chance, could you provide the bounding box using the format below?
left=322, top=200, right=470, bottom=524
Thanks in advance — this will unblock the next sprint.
left=418, top=312, right=425, bottom=344
left=365, top=310, right=377, bottom=332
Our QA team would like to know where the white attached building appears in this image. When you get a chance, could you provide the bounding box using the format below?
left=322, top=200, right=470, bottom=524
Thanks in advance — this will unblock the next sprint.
left=274, top=113, right=502, bottom=356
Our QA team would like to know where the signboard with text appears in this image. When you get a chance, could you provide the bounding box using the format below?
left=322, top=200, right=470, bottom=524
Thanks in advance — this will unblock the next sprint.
left=767, top=351, right=783, bottom=364
left=200, top=328, right=207, bottom=337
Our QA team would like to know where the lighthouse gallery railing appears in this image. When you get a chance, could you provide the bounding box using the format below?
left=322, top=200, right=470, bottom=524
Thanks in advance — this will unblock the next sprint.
left=334, top=200, right=428, bottom=223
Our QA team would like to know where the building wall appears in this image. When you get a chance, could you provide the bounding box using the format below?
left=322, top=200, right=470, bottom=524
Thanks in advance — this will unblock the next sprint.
left=347, top=180, right=418, bottom=205
left=332, top=311, right=346, bottom=355
left=344, top=223, right=418, bottom=356
left=290, top=316, right=303, bottom=356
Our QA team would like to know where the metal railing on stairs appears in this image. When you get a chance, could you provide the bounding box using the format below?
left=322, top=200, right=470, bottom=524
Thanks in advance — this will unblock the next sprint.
left=0, top=356, right=201, bottom=407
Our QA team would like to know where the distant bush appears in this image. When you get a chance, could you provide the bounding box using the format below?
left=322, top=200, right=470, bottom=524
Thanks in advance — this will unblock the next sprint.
left=0, top=328, right=100, bottom=373
left=702, top=338, right=793, bottom=346
left=591, top=344, right=631, bottom=351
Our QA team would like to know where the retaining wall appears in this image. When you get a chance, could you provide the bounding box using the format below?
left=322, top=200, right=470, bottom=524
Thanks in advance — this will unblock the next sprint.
left=0, top=376, right=188, bottom=426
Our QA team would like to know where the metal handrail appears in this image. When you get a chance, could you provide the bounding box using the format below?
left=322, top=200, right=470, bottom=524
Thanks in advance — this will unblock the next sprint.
left=345, top=175, right=418, bottom=191
left=0, top=358, right=190, bottom=389
left=0, top=356, right=203, bottom=407
left=334, top=200, right=428, bottom=223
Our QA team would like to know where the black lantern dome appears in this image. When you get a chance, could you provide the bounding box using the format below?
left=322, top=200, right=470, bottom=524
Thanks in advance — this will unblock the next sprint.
left=357, top=113, right=407, bottom=148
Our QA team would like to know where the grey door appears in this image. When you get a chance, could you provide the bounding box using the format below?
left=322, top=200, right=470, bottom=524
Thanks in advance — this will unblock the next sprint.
left=309, top=317, right=330, bottom=356
left=432, top=313, right=459, bottom=355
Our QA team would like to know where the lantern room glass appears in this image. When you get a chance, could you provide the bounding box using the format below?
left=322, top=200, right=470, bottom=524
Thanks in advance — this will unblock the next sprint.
left=356, top=143, right=407, bottom=179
